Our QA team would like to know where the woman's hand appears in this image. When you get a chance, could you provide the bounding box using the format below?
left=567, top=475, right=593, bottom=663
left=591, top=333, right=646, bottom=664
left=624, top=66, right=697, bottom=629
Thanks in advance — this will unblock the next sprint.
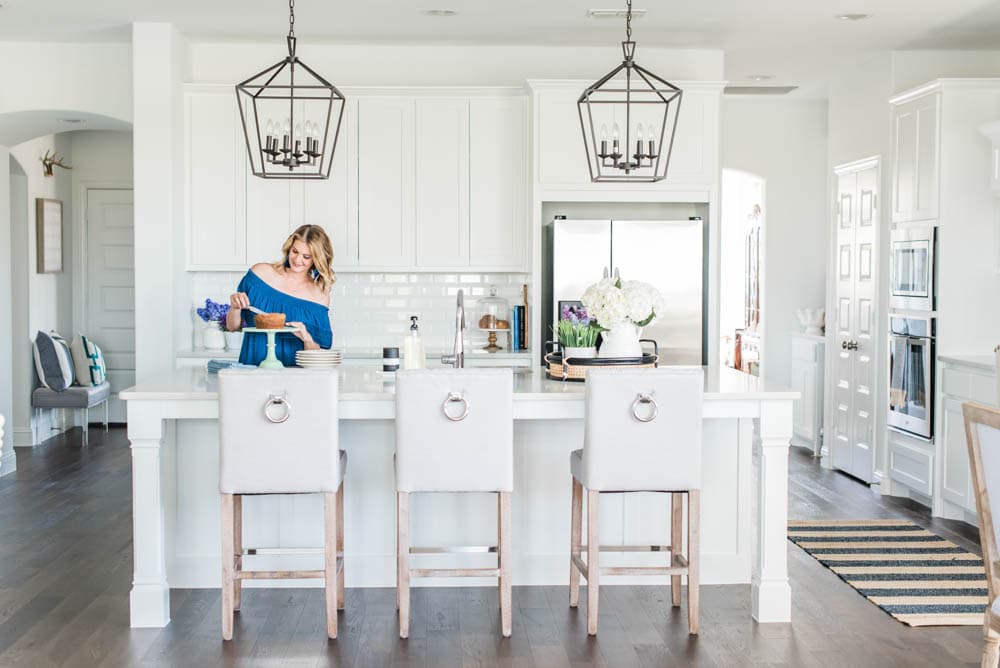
left=229, top=292, right=250, bottom=310
left=288, top=322, right=319, bottom=350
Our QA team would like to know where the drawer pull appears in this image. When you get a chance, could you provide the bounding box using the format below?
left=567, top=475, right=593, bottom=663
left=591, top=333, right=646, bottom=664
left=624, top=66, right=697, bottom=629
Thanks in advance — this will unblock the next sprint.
left=631, top=393, right=659, bottom=423
left=442, top=392, right=470, bottom=422
left=263, top=393, right=291, bottom=424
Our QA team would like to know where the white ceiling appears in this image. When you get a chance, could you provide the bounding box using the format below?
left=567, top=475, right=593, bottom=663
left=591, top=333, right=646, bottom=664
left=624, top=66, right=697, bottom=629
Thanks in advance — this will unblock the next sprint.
left=2, top=0, right=999, bottom=95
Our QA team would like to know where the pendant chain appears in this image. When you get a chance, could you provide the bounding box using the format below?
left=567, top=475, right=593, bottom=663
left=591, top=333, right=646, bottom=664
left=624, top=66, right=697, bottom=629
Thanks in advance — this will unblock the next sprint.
left=625, top=0, right=632, bottom=42
left=288, top=0, right=295, bottom=38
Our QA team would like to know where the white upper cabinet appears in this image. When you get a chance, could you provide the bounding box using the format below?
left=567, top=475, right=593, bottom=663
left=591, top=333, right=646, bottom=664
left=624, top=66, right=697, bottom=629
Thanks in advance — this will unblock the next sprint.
left=531, top=81, right=721, bottom=191
left=414, top=99, right=469, bottom=267
left=303, top=99, right=359, bottom=268
left=245, top=177, right=292, bottom=266
left=469, top=98, right=527, bottom=268
left=357, top=97, right=416, bottom=267
left=185, top=87, right=247, bottom=269
left=891, top=91, right=940, bottom=223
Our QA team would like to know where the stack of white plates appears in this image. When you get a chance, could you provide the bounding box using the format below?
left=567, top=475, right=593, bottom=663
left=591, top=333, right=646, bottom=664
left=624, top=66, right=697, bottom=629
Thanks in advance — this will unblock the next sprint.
left=295, top=349, right=344, bottom=368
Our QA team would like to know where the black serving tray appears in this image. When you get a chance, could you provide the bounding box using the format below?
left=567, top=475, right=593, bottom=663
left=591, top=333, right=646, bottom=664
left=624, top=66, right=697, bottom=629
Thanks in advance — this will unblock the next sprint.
left=543, top=339, right=660, bottom=382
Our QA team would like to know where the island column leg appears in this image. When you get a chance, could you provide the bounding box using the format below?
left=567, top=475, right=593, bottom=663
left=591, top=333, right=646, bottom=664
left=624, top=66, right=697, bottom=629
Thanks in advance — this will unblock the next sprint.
left=128, top=404, right=171, bottom=628
left=752, top=398, right=793, bottom=623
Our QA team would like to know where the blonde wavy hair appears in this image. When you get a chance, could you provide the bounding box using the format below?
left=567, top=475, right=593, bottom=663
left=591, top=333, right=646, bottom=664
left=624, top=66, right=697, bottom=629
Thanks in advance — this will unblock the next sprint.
left=272, top=224, right=336, bottom=292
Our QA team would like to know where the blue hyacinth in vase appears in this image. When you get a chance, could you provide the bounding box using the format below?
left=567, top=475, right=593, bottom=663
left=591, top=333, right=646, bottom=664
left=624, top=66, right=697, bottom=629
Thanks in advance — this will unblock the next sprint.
left=196, top=298, right=230, bottom=351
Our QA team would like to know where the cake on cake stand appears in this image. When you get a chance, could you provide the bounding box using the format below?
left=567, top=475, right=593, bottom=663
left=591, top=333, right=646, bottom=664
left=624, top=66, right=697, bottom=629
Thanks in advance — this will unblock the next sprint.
left=242, top=326, right=298, bottom=369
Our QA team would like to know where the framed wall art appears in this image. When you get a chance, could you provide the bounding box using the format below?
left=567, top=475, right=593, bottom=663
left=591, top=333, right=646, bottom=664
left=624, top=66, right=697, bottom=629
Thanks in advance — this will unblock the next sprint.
left=35, top=198, right=63, bottom=273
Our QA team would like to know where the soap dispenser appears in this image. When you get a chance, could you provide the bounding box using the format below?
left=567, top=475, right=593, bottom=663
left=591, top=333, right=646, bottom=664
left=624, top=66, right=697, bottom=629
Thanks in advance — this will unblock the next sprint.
left=403, top=315, right=425, bottom=370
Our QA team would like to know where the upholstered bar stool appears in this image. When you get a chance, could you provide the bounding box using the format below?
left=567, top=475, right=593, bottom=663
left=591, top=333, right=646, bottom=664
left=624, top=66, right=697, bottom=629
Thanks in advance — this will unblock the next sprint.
left=394, top=368, right=514, bottom=638
left=569, top=367, right=704, bottom=635
left=218, top=368, right=346, bottom=640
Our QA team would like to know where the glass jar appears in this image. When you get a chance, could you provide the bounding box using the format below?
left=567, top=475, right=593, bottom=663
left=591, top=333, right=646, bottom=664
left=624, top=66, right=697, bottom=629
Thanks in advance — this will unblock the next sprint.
left=475, top=286, right=510, bottom=353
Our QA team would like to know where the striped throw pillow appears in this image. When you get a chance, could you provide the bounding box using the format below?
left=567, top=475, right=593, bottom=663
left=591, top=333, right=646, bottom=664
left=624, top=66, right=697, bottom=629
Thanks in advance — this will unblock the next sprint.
left=70, top=335, right=108, bottom=387
left=33, top=331, right=75, bottom=391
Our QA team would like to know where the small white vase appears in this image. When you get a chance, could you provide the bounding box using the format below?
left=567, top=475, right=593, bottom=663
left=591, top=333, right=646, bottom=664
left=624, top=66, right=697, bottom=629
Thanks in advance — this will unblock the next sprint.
left=598, top=323, right=643, bottom=358
left=203, top=323, right=225, bottom=351
left=562, top=346, right=597, bottom=360
left=224, top=331, right=244, bottom=352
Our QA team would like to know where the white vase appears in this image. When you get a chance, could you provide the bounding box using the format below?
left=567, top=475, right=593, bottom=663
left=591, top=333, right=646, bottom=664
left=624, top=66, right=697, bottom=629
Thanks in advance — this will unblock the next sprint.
left=598, top=323, right=643, bottom=358
left=562, top=346, right=597, bottom=360
left=224, top=331, right=244, bottom=352
left=203, top=323, right=225, bottom=351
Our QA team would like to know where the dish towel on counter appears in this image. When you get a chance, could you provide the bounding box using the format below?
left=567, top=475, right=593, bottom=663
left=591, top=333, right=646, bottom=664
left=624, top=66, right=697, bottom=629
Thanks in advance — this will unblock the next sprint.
left=207, top=359, right=257, bottom=374
left=235, top=270, right=333, bottom=367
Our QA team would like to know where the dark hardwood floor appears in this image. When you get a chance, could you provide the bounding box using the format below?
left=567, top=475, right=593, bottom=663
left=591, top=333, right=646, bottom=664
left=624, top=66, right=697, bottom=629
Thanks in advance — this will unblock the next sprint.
left=0, top=429, right=986, bottom=666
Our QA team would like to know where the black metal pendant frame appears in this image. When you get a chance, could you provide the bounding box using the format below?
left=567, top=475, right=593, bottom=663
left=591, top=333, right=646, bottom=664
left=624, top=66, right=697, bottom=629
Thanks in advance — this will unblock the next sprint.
left=235, top=8, right=345, bottom=180
left=577, top=9, right=683, bottom=183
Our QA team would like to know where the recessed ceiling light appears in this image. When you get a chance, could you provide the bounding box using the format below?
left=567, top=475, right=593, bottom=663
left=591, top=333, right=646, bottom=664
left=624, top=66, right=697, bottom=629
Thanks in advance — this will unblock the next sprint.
left=748, top=74, right=774, bottom=82
left=422, top=9, right=457, bottom=17
left=836, top=13, right=871, bottom=21
left=58, top=118, right=84, bottom=124
left=586, top=9, right=647, bottom=19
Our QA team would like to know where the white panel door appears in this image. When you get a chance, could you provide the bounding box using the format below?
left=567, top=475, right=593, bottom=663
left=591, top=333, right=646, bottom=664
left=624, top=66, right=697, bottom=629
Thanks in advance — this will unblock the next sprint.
left=357, top=97, right=415, bottom=267
left=415, top=99, right=469, bottom=267
left=831, top=171, right=856, bottom=475
left=470, top=98, right=527, bottom=267
left=303, top=98, right=359, bottom=269
left=536, top=88, right=592, bottom=187
left=186, top=89, right=246, bottom=269
left=245, top=177, right=292, bottom=265
left=85, top=189, right=135, bottom=423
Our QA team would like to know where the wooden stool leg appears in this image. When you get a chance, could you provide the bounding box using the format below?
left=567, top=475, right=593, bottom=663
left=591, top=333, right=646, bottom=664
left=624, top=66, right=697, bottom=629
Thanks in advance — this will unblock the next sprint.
left=220, top=494, right=235, bottom=640
left=670, top=492, right=683, bottom=607
left=687, top=490, right=700, bottom=635
left=233, top=495, right=243, bottom=612
left=586, top=489, right=600, bottom=636
left=324, top=491, right=339, bottom=639
left=569, top=477, right=583, bottom=608
left=397, top=492, right=411, bottom=639
left=984, top=618, right=1000, bottom=668
left=499, top=491, right=512, bottom=637
left=337, top=481, right=345, bottom=610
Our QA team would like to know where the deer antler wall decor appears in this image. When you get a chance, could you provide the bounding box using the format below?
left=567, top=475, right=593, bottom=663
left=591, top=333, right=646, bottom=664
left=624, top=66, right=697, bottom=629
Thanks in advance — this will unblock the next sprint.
left=40, top=150, right=72, bottom=177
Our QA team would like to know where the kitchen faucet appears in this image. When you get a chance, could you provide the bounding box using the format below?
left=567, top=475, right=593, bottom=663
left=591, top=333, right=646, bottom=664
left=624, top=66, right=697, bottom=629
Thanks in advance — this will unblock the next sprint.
left=441, top=289, right=465, bottom=368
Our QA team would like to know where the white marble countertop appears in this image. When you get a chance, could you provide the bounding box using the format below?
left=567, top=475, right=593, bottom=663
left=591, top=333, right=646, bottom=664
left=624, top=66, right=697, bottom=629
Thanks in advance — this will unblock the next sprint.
left=938, top=354, right=997, bottom=373
left=176, top=348, right=533, bottom=361
left=123, top=365, right=797, bottom=403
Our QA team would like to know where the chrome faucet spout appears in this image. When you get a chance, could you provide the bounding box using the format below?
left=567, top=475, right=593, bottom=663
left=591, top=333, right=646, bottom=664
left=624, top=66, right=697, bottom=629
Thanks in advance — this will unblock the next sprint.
left=441, top=289, right=465, bottom=368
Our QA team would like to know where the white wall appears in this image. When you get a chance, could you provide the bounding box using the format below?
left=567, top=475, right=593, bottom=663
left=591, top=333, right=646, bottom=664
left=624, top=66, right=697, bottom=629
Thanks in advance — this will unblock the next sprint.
left=891, top=50, right=1000, bottom=93
left=721, top=97, right=828, bottom=387
left=0, top=150, right=13, bottom=474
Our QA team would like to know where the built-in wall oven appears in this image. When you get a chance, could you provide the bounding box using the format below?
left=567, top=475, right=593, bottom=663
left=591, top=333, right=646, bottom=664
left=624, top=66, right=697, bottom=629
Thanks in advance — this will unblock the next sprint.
left=890, top=226, right=936, bottom=311
left=888, top=315, right=935, bottom=439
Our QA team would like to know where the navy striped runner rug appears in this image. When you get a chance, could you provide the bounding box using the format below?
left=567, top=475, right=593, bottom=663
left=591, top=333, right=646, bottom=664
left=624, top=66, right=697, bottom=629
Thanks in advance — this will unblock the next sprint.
left=788, top=519, right=987, bottom=627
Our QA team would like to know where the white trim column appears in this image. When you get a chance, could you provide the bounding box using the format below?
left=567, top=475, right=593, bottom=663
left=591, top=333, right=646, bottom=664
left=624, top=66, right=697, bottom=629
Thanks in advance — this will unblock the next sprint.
left=752, top=398, right=793, bottom=622
left=0, top=146, right=15, bottom=476
left=128, top=402, right=170, bottom=627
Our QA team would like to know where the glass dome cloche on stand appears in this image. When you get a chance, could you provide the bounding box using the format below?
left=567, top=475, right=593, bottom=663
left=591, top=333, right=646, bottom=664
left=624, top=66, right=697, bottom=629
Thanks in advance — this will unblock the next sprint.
left=475, top=286, right=510, bottom=353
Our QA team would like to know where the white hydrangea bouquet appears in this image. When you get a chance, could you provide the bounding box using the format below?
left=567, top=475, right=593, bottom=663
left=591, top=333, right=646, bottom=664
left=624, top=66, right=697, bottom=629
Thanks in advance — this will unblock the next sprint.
left=581, top=276, right=666, bottom=358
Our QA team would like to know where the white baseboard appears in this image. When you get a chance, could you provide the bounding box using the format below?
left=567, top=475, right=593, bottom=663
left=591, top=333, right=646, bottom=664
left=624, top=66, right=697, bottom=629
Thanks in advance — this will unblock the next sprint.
left=13, top=428, right=35, bottom=447
left=0, top=446, right=16, bottom=476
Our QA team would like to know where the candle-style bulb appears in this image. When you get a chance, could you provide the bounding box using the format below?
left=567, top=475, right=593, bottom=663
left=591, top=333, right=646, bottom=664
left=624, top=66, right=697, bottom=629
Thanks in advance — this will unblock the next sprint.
left=265, top=119, right=275, bottom=137
left=294, top=123, right=302, bottom=142
left=601, top=124, right=608, bottom=142
left=283, top=118, right=291, bottom=136
left=612, top=123, right=620, bottom=143
left=636, top=124, right=644, bottom=142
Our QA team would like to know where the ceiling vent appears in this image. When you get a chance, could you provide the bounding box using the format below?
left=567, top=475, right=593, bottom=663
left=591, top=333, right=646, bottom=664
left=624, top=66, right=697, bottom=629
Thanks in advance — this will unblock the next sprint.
left=586, top=8, right=647, bottom=19
left=723, top=85, right=799, bottom=96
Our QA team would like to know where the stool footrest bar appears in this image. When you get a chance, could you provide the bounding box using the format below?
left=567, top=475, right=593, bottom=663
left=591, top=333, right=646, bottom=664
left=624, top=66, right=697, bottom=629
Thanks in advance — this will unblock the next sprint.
left=410, top=545, right=497, bottom=554
left=236, top=569, right=325, bottom=580
left=410, top=568, right=501, bottom=578
left=581, top=544, right=674, bottom=553
left=600, top=566, right=688, bottom=576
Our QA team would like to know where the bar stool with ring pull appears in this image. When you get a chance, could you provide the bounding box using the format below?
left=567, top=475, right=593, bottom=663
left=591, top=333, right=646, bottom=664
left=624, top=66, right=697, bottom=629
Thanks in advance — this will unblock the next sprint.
left=394, top=368, right=514, bottom=638
left=218, top=368, right=346, bottom=640
left=569, top=367, right=704, bottom=635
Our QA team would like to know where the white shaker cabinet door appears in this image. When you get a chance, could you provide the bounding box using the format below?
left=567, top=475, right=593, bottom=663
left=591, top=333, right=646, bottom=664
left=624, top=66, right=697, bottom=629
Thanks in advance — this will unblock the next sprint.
left=415, top=99, right=469, bottom=267
left=245, top=175, right=292, bottom=266
left=185, top=88, right=247, bottom=269
left=469, top=98, right=527, bottom=268
left=303, top=98, right=359, bottom=268
left=357, top=97, right=415, bottom=267
left=891, top=92, right=939, bottom=223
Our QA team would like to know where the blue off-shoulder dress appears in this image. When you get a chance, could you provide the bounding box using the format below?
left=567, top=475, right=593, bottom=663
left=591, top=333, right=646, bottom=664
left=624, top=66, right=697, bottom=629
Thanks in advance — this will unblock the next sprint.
left=236, top=270, right=333, bottom=367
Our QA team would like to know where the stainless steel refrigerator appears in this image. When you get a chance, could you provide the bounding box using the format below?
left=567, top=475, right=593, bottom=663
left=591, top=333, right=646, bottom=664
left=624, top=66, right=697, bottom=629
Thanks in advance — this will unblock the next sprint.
left=543, top=218, right=706, bottom=365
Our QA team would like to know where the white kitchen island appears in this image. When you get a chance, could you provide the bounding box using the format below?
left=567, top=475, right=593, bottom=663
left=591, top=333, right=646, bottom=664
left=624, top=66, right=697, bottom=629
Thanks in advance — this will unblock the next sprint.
left=122, top=365, right=797, bottom=628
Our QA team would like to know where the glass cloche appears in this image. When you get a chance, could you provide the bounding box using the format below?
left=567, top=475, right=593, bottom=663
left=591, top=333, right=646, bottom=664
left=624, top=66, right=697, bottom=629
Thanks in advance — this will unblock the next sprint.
left=475, top=286, right=510, bottom=353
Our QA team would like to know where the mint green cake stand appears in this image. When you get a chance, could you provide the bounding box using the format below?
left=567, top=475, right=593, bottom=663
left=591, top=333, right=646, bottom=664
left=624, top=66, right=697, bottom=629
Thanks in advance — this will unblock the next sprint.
left=242, top=326, right=298, bottom=369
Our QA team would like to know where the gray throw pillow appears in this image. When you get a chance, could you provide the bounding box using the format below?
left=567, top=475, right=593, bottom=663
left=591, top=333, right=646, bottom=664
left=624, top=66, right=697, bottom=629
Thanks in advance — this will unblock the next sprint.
left=33, top=331, right=75, bottom=391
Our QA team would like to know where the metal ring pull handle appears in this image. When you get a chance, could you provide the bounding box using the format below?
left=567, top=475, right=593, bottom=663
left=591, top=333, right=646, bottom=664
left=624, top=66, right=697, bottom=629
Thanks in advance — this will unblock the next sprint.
left=442, top=392, right=470, bottom=422
left=263, top=393, right=291, bottom=424
left=631, top=393, right=658, bottom=423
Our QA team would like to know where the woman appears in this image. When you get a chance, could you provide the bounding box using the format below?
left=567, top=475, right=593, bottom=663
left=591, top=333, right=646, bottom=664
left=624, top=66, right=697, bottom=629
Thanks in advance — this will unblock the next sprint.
left=227, top=224, right=334, bottom=367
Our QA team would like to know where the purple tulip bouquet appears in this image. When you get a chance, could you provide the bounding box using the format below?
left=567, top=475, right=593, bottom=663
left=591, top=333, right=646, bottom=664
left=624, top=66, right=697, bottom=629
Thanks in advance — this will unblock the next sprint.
left=196, top=298, right=230, bottom=330
left=557, top=305, right=600, bottom=348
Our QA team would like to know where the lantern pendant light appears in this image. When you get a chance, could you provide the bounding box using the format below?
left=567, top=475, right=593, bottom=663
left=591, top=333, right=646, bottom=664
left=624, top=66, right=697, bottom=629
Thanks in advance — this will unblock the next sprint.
left=236, top=0, right=345, bottom=179
left=578, top=0, right=682, bottom=182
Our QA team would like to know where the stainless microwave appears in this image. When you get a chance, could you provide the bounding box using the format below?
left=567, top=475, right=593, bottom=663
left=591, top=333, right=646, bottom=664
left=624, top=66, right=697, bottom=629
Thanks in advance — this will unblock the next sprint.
left=890, top=226, right=935, bottom=311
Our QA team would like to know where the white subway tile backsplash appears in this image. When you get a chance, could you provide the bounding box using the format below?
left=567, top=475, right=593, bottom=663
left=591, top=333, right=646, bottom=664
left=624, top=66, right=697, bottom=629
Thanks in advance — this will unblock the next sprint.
left=189, top=271, right=530, bottom=354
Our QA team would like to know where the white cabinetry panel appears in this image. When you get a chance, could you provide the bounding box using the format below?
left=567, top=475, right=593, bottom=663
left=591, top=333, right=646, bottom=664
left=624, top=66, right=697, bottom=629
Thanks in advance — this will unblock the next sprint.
left=941, top=396, right=972, bottom=509
left=470, top=98, right=527, bottom=268
left=891, top=92, right=940, bottom=223
left=357, top=97, right=415, bottom=267
left=186, top=88, right=246, bottom=269
left=414, top=99, right=469, bottom=267
left=790, top=334, right=824, bottom=454
left=304, top=99, right=358, bottom=268
left=245, top=178, right=292, bottom=265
